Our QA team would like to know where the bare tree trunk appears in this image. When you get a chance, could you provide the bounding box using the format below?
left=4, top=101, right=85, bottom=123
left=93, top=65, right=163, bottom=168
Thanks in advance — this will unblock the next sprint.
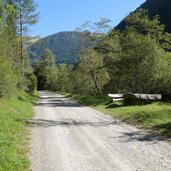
left=90, top=72, right=100, bottom=95
left=19, top=3, right=24, bottom=75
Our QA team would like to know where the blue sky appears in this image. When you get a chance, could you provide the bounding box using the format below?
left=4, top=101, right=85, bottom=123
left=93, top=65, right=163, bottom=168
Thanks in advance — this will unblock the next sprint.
left=30, top=0, right=145, bottom=38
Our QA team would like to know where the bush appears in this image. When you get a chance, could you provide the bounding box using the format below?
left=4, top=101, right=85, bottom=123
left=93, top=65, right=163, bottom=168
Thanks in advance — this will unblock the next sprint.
left=0, top=56, right=18, bottom=98
left=25, top=73, right=37, bottom=93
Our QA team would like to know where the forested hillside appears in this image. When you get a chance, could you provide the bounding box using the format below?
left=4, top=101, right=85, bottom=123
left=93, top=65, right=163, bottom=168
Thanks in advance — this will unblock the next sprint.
left=29, top=31, right=94, bottom=65
left=116, top=0, right=171, bottom=33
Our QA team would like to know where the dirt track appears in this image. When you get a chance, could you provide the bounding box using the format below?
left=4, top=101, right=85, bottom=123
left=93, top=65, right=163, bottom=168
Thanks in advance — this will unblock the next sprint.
left=29, top=91, right=171, bottom=171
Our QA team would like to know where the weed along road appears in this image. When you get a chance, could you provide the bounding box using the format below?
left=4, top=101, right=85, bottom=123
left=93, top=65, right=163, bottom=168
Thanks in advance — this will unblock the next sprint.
left=29, top=91, right=171, bottom=171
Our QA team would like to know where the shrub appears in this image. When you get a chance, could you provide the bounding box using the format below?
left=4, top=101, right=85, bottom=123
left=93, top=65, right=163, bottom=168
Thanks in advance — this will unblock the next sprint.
left=0, top=56, right=18, bottom=98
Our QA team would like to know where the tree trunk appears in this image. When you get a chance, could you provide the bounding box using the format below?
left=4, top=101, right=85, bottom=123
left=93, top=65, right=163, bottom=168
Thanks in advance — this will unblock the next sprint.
left=19, top=5, right=24, bottom=75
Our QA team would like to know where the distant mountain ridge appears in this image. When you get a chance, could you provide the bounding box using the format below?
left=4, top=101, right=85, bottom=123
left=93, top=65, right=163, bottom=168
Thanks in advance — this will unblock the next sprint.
left=29, top=0, right=171, bottom=65
left=29, top=31, right=92, bottom=65
left=116, top=0, right=171, bottom=33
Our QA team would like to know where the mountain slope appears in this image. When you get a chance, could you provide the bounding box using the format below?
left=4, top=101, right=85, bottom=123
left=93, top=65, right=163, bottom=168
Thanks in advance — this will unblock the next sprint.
left=116, top=0, right=171, bottom=33
left=29, top=31, right=92, bottom=65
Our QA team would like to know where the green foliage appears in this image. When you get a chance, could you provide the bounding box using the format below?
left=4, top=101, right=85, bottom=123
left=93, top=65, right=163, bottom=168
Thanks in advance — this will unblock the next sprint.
left=64, top=93, right=110, bottom=106
left=100, top=32, right=166, bottom=94
left=116, top=0, right=171, bottom=33
left=156, top=53, right=171, bottom=101
left=0, top=91, right=38, bottom=171
left=34, top=48, right=109, bottom=95
left=0, top=56, right=18, bottom=98
left=53, top=65, right=73, bottom=92
left=124, top=9, right=171, bottom=50
left=34, top=48, right=56, bottom=90
left=73, top=48, right=109, bottom=95
left=32, top=3, right=171, bottom=102
left=14, top=0, right=38, bottom=75
left=25, top=72, right=37, bottom=93
left=0, top=0, right=38, bottom=98
left=125, top=9, right=165, bottom=38
left=94, top=11, right=171, bottom=101
left=140, top=0, right=171, bottom=33
left=0, top=1, right=38, bottom=170
left=41, top=48, right=56, bottom=67
left=47, top=67, right=59, bottom=91
left=15, top=0, right=38, bottom=27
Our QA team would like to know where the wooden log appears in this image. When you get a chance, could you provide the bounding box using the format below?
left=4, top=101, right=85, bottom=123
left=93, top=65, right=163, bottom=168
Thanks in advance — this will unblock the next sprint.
left=124, top=94, right=162, bottom=100
left=108, top=94, right=123, bottom=98
left=108, top=94, right=124, bottom=102
left=123, top=93, right=162, bottom=105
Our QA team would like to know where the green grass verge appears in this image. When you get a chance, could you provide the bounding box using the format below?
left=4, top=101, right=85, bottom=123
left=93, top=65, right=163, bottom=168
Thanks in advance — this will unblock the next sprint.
left=64, top=93, right=171, bottom=139
left=0, top=91, right=38, bottom=171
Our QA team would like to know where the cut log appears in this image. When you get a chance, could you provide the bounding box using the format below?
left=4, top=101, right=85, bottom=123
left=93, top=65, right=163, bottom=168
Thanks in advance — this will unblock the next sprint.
left=108, top=94, right=123, bottom=98
left=124, top=94, right=162, bottom=100
left=108, top=93, right=162, bottom=104
left=123, top=93, right=162, bottom=105
left=108, top=94, right=124, bottom=101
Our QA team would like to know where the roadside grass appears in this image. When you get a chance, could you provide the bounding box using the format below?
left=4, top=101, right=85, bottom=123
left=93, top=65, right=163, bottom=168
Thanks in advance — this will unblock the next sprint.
left=64, top=93, right=171, bottom=139
left=0, top=91, right=38, bottom=171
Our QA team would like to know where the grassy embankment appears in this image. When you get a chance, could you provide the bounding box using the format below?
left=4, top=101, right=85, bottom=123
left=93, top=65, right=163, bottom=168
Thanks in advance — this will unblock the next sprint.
left=0, top=91, right=38, bottom=171
left=64, top=93, right=171, bottom=139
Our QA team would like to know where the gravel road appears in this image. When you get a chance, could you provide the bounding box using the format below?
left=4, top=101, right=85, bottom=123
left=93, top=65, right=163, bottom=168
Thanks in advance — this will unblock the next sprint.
left=29, top=91, right=171, bottom=171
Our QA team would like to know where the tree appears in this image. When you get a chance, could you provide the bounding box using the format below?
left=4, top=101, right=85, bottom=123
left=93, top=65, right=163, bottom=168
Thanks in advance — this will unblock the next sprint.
left=0, top=0, right=19, bottom=98
left=51, top=64, right=72, bottom=92
left=73, top=48, right=109, bottom=95
left=0, top=55, right=18, bottom=98
left=34, top=48, right=56, bottom=90
left=0, top=1, right=18, bottom=60
left=14, top=0, right=38, bottom=74
left=103, top=32, right=166, bottom=93
left=125, top=9, right=171, bottom=50
left=41, top=48, right=56, bottom=67
left=76, top=18, right=112, bottom=45
left=0, top=0, right=38, bottom=97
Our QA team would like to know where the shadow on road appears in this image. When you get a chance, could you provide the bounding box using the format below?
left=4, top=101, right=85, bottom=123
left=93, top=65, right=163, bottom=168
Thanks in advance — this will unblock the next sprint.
left=117, top=131, right=165, bottom=142
left=27, top=118, right=119, bottom=128
left=36, top=96, right=84, bottom=108
left=36, top=101, right=83, bottom=107
left=26, top=118, right=166, bottom=143
left=108, top=129, right=170, bottom=142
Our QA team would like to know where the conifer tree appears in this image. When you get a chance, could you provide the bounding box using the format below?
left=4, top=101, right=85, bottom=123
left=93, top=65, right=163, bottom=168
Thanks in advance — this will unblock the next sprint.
left=14, top=0, right=38, bottom=74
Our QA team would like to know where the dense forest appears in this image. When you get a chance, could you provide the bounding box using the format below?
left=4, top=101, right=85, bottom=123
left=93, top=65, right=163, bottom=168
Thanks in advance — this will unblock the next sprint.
left=34, top=9, right=171, bottom=101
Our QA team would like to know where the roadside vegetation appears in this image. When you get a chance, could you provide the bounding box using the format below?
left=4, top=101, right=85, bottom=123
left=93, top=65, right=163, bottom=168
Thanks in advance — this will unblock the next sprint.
left=0, top=0, right=38, bottom=170
left=0, top=91, right=38, bottom=171
left=35, top=10, right=171, bottom=102
left=64, top=93, right=171, bottom=139
left=0, top=0, right=171, bottom=169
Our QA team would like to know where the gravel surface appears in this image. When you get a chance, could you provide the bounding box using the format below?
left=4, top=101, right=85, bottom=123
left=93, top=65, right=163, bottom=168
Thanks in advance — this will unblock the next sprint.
left=29, top=91, right=171, bottom=171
